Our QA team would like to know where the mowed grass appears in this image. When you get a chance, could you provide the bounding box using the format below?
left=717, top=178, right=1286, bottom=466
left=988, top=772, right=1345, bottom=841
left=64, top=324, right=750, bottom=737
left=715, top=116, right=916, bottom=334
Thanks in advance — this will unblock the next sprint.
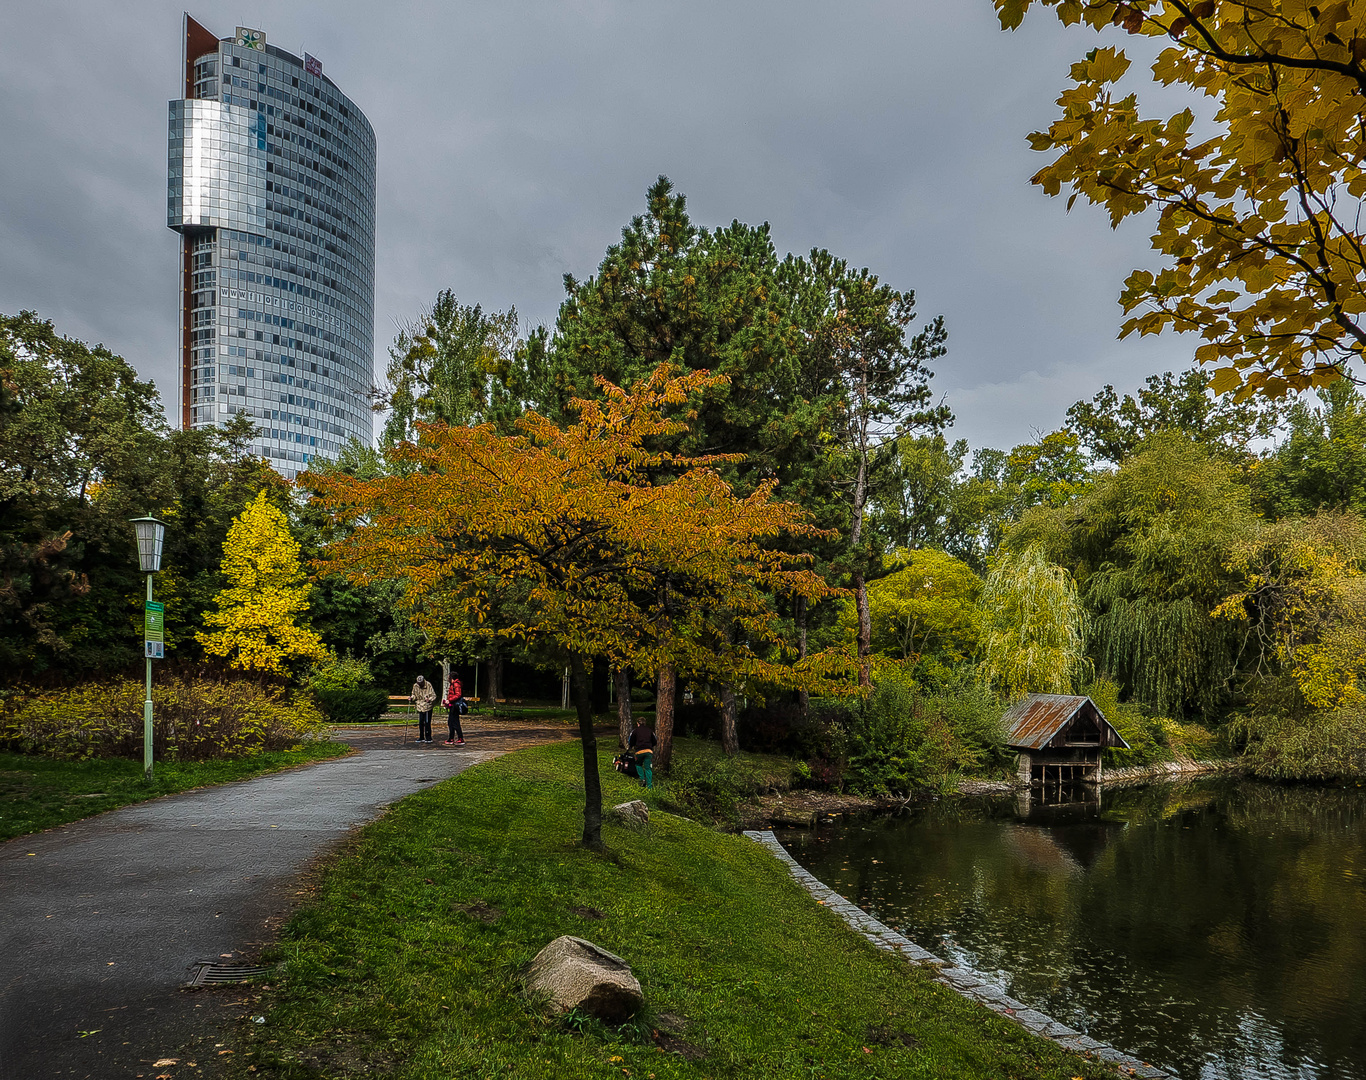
left=233, top=740, right=1116, bottom=1080
left=0, top=740, right=350, bottom=842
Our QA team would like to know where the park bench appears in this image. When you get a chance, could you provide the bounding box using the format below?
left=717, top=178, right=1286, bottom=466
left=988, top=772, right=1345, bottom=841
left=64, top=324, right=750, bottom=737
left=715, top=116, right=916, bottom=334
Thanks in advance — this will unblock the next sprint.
left=384, top=694, right=481, bottom=716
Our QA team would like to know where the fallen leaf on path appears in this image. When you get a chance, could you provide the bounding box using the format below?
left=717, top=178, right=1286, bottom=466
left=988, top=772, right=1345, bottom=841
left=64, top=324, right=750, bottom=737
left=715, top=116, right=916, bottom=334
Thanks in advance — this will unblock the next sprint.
left=152, top=1059, right=178, bottom=1067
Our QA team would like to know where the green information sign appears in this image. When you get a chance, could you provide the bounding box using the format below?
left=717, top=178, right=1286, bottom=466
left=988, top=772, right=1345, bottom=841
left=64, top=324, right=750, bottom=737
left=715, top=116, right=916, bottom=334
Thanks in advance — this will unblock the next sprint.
left=145, top=600, right=164, bottom=659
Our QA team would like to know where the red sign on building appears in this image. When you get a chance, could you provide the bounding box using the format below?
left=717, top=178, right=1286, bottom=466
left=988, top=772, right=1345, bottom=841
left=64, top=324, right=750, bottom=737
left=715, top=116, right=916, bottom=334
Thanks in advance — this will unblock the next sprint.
left=305, top=53, right=322, bottom=77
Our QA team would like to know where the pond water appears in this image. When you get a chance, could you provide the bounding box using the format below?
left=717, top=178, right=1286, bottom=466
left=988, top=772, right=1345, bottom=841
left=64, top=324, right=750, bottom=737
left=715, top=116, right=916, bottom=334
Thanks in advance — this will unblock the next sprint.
left=776, top=779, right=1366, bottom=1080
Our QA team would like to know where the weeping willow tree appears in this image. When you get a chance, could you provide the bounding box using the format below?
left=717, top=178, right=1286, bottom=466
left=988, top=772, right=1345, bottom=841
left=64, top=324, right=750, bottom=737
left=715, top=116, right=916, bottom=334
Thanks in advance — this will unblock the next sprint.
left=1082, top=436, right=1254, bottom=717
left=1009, top=433, right=1255, bottom=717
left=1088, top=593, right=1240, bottom=719
left=979, top=545, right=1089, bottom=697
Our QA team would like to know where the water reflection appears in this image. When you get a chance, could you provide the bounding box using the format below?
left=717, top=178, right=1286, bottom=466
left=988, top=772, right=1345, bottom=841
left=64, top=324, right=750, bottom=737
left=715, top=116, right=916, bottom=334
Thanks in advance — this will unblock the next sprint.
left=777, top=779, right=1366, bottom=1080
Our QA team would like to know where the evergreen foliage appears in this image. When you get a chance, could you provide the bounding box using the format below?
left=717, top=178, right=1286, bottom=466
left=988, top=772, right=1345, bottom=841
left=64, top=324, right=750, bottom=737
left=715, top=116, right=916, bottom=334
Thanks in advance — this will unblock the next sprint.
left=0, top=311, right=168, bottom=674
left=1258, top=380, right=1366, bottom=518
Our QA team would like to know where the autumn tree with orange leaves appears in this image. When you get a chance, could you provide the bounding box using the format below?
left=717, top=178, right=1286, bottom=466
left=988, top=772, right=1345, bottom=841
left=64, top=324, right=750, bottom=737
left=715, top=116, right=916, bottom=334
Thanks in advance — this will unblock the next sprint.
left=310, top=366, right=845, bottom=850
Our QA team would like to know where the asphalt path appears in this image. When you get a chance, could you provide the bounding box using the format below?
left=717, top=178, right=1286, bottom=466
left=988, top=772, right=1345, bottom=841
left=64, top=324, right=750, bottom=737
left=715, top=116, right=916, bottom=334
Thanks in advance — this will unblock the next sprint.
left=0, top=721, right=570, bottom=1079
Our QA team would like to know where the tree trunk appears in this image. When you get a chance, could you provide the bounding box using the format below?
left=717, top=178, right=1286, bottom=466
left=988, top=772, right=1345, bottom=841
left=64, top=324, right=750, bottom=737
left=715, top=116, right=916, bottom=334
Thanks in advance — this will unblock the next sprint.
left=854, top=571, right=872, bottom=688
left=655, top=664, right=676, bottom=771
left=720, top=685, right=739, bottom=755
left=850, top=373, right=872, bottom=689
left=570, top=653, right=604, bottom=851
left=615, top=667, right=633, bottom=748
left=487, top=651, right=504, bottom=702
left=796, top=595, right=810, bottom=718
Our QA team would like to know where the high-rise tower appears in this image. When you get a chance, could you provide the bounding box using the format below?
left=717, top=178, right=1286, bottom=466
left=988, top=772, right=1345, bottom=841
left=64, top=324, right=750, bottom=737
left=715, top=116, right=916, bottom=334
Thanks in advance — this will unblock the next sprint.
left=168, top=15, right=376, bottom=473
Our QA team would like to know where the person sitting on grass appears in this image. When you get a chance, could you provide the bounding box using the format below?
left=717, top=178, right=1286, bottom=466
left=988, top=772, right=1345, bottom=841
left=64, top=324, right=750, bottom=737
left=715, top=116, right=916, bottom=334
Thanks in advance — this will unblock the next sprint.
left=443, top=675, right=465, bottom=745
left=628, top=717, right=657, bottom=789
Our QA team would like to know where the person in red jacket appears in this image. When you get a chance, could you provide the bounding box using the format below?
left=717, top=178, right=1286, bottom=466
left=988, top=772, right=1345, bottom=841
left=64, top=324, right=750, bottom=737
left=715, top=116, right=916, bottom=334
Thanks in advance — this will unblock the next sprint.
left=443, top=675, right=465, bottom=745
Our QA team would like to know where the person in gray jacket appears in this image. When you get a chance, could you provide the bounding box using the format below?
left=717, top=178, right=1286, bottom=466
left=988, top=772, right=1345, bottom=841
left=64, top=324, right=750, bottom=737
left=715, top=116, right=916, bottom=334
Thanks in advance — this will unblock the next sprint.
left=410, top=675, right=437, bottom=743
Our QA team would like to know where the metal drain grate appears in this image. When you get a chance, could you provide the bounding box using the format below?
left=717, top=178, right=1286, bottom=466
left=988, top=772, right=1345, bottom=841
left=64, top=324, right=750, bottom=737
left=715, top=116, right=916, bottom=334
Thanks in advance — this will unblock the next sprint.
left=189, top=961, right=272, bottom=986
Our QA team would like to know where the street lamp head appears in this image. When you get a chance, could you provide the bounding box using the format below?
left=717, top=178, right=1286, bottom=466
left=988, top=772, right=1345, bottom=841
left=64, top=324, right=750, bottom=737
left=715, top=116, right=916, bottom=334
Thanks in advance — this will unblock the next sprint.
left=129, top=516, right=168, bottom=574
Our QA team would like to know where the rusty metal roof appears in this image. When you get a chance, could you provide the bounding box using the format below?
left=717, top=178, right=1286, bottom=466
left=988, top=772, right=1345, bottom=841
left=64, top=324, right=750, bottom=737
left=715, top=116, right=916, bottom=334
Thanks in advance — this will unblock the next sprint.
left=1002, top=694, right=1128, bottom=750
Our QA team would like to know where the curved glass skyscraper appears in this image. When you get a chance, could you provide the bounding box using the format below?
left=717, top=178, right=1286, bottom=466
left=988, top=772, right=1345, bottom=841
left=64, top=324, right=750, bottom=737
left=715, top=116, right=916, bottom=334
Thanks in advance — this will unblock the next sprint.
left=168, top=16, right=376, bottom=474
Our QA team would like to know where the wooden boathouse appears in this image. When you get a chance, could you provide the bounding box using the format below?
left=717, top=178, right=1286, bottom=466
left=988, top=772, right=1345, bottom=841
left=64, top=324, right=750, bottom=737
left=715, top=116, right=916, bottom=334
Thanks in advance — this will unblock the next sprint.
left=1002, top=694, right=1129, bottom=786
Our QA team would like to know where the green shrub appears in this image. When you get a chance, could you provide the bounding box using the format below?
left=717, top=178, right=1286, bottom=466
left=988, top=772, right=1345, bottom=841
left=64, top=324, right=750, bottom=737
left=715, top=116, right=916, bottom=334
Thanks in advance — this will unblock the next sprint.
left=1086, top=675, right=1175, bottom=767
left=307, top=655, right=387, bottom=723
left=309, top=654, right=375, bottom=692
left=0, top=678, right=328, bottom=761
left=1228, top=707, right=1366, bottom=780
left=931, top=675, right=1011, bottom=770
left=662, top=748, right=800, bottom=823
left=312, top=687, right=390, bottom=724
left=842, top=670, right=982, bottom=795
left=1175, top=720, right=1220, bottom=759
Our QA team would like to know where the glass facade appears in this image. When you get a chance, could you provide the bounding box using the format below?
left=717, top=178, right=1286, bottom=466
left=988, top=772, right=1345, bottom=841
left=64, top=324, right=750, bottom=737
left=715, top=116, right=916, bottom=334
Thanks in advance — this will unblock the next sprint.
left=168, top=22, right=376, bottom=475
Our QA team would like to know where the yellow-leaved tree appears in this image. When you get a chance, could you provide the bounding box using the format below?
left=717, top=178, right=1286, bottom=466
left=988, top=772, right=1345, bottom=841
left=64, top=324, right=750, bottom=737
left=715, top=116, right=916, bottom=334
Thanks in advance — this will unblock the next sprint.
left=198, top=491, right=327, bottom=674
left=999, top=0, right=1366, bottom=399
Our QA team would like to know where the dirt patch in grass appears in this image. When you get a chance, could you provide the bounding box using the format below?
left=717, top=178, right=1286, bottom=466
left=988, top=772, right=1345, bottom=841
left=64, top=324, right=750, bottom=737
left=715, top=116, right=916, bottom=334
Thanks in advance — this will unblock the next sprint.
left=453, top=900, right=503, bottom=923
left=866, top=1023, right=922, bottom=1049
left=297, top=1038, right=398, bottom=1077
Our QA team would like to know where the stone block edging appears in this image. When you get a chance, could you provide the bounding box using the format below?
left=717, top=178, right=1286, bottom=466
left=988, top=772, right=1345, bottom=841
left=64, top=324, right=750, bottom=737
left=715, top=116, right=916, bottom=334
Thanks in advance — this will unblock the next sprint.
left=742, top=829, right=1175, bottom=1080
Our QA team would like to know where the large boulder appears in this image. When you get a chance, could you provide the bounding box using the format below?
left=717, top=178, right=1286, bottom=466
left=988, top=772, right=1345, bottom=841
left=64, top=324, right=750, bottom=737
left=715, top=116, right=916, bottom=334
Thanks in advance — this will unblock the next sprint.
left=525, top=936, right=643, bottom=1021
left=607, top=799, right=650, bottom=829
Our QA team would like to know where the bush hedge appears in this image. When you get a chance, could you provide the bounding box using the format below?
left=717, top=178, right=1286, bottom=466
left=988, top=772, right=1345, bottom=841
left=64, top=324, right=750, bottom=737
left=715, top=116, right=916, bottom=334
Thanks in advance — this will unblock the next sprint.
left=312, top=686, right=390, bottom=725
left=0, top=677, right=328, bottom=761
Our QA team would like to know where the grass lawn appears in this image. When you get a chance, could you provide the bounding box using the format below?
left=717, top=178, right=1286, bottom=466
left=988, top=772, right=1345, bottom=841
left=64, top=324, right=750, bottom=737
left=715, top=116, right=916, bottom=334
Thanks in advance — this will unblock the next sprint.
left=0, top=740, right=350, bottom=842
left=229, top=739, right=1116, bottom=1080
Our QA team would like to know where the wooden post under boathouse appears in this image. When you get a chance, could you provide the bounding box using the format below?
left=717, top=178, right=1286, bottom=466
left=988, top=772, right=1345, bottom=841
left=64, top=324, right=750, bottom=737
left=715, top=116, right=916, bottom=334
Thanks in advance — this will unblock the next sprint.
left=1002, top=694, right=1130, bottom=786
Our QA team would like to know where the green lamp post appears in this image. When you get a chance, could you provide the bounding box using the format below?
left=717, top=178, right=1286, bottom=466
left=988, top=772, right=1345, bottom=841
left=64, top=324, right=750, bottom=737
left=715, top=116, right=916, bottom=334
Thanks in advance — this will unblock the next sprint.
left=130, top=516, right=168, bottom=781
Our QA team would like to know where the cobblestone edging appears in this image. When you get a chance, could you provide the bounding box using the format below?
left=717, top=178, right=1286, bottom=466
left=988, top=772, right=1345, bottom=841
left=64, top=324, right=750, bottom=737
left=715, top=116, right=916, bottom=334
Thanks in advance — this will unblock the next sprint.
left=1100, top=757, right=1229, bottom=787
left=743, top=829, right=1175, bottom=1080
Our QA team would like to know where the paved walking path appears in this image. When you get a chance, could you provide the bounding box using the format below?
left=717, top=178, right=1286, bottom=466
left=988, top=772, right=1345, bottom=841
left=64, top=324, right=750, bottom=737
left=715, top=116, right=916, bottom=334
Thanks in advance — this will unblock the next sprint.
left=0, top=719, right=570, bottom=1079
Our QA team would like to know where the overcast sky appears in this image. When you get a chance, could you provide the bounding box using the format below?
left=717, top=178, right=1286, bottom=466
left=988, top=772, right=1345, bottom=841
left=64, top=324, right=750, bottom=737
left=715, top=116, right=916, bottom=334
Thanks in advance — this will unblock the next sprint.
left=0, top=1, right=1198, bottom=453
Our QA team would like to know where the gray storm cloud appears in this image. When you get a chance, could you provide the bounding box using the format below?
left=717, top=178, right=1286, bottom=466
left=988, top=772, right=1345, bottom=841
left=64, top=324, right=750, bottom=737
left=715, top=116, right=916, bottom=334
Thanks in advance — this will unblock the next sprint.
left=0, top=0, right=1194, bottom=452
